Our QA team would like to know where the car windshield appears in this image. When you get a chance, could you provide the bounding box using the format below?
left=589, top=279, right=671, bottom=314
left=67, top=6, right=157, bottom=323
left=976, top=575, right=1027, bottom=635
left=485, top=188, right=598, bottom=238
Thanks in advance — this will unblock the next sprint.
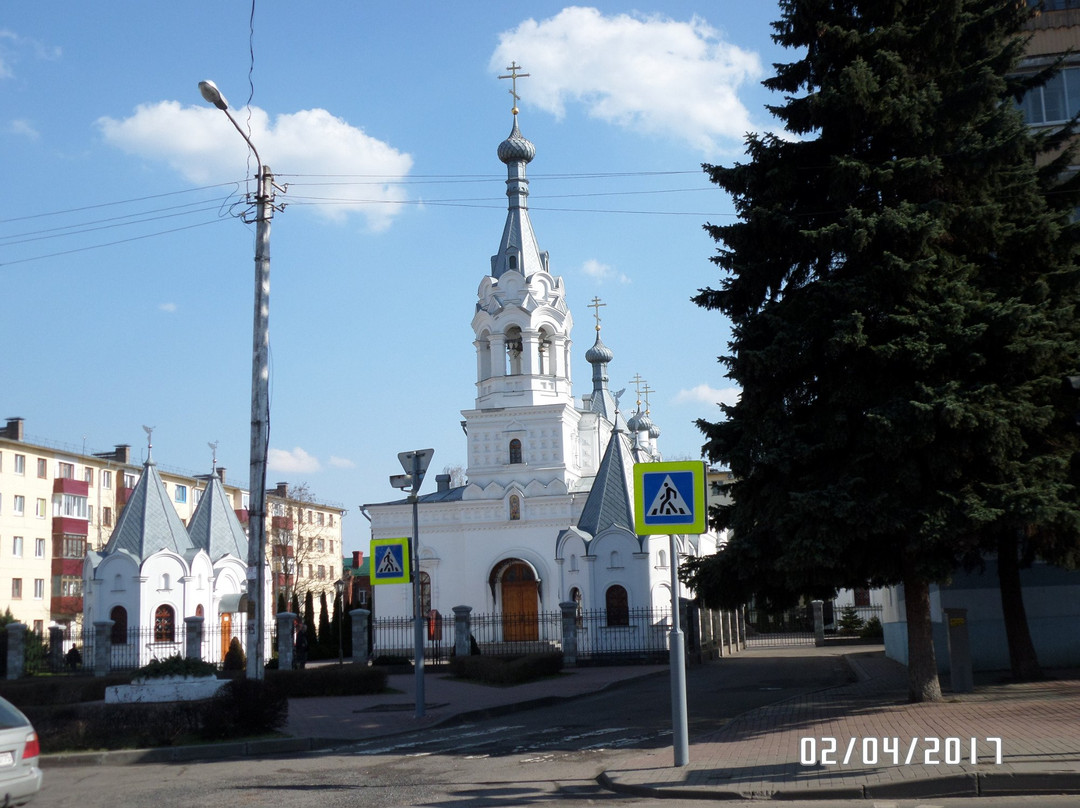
left=0, top=700, right=29, bottom=730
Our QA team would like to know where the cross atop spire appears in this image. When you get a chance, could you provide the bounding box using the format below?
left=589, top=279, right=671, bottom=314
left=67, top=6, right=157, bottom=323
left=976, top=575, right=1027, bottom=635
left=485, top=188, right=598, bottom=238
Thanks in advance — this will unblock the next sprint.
left=589, top=296, right=606, bottom=332
left=630, top=373, right=647, bottom=409
left=643, top=383, right=656, bottom=414
left=142, top=424, right=155, bottom=462
left=498, top=61, right=530, bottom=116
left=208, top=441, right=219, bottom=471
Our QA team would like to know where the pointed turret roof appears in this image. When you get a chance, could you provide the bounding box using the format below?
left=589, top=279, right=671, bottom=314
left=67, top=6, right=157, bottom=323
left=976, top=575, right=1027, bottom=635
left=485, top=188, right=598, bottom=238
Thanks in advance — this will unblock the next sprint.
left=102, top=455, right=194, bottom=561
left=188, top=474, right=248, bottom=562
left=490, top=114, right=548, bottom=279
left=577, top=425, right=637, bottom=537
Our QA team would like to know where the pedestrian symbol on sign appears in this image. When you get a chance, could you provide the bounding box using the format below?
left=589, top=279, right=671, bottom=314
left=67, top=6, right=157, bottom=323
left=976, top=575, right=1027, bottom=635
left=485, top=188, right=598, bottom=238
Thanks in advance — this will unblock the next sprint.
left=648, top=475, right=690, bottom=517
left=376, top=547, right=403, bottom=575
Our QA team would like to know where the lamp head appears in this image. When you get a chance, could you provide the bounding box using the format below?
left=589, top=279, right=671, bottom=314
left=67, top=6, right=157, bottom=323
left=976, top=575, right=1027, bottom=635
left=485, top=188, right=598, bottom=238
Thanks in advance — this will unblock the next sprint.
left=198, top=80, right=229, bottom=111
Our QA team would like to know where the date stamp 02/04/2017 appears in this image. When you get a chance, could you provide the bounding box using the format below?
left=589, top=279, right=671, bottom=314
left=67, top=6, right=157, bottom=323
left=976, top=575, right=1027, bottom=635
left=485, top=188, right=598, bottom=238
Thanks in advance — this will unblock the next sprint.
left=799, top=737, right=1004, bottom=767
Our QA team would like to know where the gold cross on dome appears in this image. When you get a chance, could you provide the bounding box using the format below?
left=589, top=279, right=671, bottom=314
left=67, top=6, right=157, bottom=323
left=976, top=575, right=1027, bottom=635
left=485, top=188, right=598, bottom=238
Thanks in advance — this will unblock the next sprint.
left=588, top=296, right=606, bottom=331
left=498, top=61, right=530, bottom=115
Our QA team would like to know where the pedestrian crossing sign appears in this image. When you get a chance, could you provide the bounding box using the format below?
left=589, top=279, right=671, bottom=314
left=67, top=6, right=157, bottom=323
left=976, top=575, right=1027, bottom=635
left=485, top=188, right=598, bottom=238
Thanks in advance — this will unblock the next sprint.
left=634, top=461, right=707, bottom=535
left=371, top=538, right=410, bottom=585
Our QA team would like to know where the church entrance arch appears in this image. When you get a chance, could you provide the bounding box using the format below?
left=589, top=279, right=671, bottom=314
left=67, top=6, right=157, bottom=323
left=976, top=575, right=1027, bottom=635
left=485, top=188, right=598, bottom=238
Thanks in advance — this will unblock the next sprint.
left=490, top=559, right=538, bottom=642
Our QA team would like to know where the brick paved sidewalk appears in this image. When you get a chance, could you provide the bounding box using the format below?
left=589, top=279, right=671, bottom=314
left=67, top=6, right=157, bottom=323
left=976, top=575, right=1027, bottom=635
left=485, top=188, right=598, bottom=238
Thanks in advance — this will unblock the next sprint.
left=601, top=651, right=1080, bottom=800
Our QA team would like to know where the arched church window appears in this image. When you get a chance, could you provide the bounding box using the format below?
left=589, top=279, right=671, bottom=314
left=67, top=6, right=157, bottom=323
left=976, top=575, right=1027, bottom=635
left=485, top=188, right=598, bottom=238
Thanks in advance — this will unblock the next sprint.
left=569, top=554, right=579, bottom=572
left=110, top=605, right=128, bottom=645
left=657, top=549, right=668, bottom=568
left=569, top=586, right=583, bottom=627
left=154, top=604, right=176, bottom=643
left=605, top=585, right=629, bottom=627
left=112, top=574, right=124, bottom=592
left=608, top=550, right=622, bottom=569
left=196, top=604, right=204, bottom=618
left=160, top=573, right=170, bottom=591
left=508, top=254, right=518, bottom=270
left=509, top=494, right=521, bottom=520
left=509, top=439, right=523, bottom=464
left=506, top=327, right=523, bottom=375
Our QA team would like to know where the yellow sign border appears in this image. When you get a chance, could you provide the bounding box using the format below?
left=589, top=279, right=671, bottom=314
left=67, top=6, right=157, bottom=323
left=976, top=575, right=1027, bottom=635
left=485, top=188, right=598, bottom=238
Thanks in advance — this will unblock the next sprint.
left=370, top=537, right=411, bottom=585
left=633, top=461, right=707, bottom=535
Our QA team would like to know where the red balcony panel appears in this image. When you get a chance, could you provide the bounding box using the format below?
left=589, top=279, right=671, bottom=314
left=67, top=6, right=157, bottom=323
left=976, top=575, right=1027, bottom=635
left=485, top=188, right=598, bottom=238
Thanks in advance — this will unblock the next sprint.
left=272, top=544, right=295, bottom=557
left=235, top=508, right=250, bottom=523
left=118, top=487, right=134, bottom=506
left=50, top=596, right=82, bottom=619
left=271, top=516, right=294, bottom=530
left=52, top=517, right=88, bottom=537
left=51, top=558, right=83, bottom=576
left=53, top=478, right=89, bottom=496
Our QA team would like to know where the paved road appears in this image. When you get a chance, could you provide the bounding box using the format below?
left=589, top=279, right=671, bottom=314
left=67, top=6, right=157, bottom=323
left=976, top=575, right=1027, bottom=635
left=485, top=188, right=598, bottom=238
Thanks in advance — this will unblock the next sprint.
left=40, top=652, right=851, bottom=807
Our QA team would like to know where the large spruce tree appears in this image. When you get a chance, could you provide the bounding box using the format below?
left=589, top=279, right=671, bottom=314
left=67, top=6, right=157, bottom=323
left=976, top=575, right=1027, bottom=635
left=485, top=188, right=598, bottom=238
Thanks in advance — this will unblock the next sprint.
left=689, top=0, right=1080, bottom=701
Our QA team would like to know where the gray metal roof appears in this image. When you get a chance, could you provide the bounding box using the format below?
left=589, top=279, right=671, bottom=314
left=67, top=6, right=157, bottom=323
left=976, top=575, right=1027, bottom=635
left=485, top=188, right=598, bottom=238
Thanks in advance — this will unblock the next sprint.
left=187, top=475, right=248, bottom=562
left=102, top=460, right=194, bottom=561
left=576, top=427, right=636, bottom=537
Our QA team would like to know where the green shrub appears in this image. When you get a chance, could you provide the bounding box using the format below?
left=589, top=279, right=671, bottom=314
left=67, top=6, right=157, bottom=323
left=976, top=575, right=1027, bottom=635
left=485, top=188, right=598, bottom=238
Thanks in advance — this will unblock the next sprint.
left=859, top=616, right=884, bottom=639
left=837, top=605, right=865, bottom=635
left=449, top=653, right=562, bottom=685
left=222, top=638, right=246, bottom=672
left=201, top=678, right=288, bottom=741
left=134, top=654, right=218, bottom=681
left=0, top=673, right=131, bottom=708
left=266, top=664, right=387, bottom=697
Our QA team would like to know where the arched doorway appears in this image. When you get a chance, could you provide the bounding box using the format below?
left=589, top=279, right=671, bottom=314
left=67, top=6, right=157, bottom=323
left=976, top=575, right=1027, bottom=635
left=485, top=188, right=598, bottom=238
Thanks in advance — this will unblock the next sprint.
left=491, top=559, right=538, bottom=642
left=220, top=612, right=232, bottom=660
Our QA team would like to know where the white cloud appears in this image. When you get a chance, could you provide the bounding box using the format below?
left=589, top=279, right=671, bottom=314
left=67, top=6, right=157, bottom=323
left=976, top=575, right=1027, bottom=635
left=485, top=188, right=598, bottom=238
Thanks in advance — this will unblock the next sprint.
left=268, top=447, right=321, bottom=473
left=674, top=384, right=740, bottom=408
left=158, top=302, right=177, bottom=313
left=328, top=456, right=355, bottom=469
left=97, top=102, right=413, bottom=231
left=0, top=30, right=60, bottom=80
left=8, top=119, right=38, bottom=139
left=490, top=7, right=763, bottom=154
left=581, top=258, right=630, bottom=284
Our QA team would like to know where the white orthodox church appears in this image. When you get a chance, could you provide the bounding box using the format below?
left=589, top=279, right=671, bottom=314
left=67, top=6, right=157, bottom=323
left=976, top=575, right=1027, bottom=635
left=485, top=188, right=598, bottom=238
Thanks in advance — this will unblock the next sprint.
left=365, top=102, right=718, bottom=637
left=82, top=446, right=255, bottom=665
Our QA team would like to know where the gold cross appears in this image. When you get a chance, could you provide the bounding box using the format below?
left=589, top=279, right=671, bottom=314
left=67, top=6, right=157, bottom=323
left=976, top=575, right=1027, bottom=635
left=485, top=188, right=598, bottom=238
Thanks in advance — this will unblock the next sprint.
left=643, top=384, right=656, bottom=414
left=498, top=61, right=530, bottom=116
left=588, top=296, right=606, bottom=332
left=629, top=374, right=647, bottom=409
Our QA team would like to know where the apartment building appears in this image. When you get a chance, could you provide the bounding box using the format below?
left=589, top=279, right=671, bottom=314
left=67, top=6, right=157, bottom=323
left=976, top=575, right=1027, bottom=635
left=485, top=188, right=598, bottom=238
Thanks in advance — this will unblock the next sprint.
left=0, top=417, right=345, bottom=633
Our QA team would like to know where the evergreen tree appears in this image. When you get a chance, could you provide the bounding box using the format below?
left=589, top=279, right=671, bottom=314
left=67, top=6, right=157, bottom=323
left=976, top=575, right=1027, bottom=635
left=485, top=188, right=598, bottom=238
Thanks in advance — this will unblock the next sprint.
left=303, top=590, right=317, bottom=650
left=290, top=591, right=301, bottom=618
left=686, top=0, right=1080, bottom=700
left=318, top=591, right=331, bottom=652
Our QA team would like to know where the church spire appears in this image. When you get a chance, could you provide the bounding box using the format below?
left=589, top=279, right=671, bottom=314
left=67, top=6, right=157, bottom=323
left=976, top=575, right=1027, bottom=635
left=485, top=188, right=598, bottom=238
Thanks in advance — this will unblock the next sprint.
left=490, top=64, right=547, bottom=280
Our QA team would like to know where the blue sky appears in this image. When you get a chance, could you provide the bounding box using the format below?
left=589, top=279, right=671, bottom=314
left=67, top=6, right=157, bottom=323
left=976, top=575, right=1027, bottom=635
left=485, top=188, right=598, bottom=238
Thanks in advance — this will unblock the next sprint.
left=1, top=2, right=786, bottom=553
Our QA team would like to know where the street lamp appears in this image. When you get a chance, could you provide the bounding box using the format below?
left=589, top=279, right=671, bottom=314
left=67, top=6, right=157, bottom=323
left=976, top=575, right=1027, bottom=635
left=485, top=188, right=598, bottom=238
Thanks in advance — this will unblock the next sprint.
left=199, top=78, right=276, bottom=680
left=390, top=449, right=434, bottom=718
left=334, top=578, right=345, bottom=665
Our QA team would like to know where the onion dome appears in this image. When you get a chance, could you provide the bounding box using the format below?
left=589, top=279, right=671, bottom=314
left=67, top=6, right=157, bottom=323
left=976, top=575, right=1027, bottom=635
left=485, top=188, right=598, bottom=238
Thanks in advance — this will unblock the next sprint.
left=648, top=419, right=661, bottom=440
left=498, top=118, right=536, bottom=164
left=585, top=333, right=614, bottom=365
left=627, top=409, right=653, bottom=435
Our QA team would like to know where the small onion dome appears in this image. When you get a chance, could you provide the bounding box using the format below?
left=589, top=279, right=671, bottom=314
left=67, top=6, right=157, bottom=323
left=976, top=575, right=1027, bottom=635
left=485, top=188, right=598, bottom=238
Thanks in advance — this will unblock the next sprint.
left=498, top=118, right=536, bottom=164
left=628, top=410, right=653, bottom=435
left=585, top=334, right=614, bottom=365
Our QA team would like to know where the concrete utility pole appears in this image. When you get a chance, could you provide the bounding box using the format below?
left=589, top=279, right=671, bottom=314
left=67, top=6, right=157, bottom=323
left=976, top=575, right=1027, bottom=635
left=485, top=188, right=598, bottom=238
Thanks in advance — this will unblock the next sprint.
left=199, top=79, right=277, bottom=680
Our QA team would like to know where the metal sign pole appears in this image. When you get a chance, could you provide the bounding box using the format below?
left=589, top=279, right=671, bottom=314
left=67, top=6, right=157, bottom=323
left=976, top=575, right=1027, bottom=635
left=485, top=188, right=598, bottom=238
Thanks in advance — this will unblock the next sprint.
left=669, top=532, right=689, bottom=767
left=412, top=453, right=425, bottom=718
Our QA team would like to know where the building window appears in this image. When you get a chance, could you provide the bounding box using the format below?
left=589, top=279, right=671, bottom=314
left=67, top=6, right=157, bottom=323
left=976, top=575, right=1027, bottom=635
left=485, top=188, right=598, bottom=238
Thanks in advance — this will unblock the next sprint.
left=35, top=498, right=47, bottom=518
left=60, top=576, right=82, bottom=597
left=330, top=540, right=334, bottom=554
left=316, top=538, right=325, bottom=552
left=14, top=454, right=25, bottom=475
left=1020, top=66, right=1080, bottom=126
left=123, top=472, right=137, bottom=489
left=605, top=585, right=629, bottom=627
left=419, top=571, right=432, bottom=616
left=111, top=606, right=128, bottom=644
left=84, top=467, right=93, bottom=485
left=62, top=536, right=85, bottom=559
left=58, top=462, right=74, bottom=479
left=36, top=458, right=47, bottom=478
left=34, top=538, right=45, bottom=558
left=33, top=579, right=44, bottom=599
left=160, top=573, right=171, bottom=591
left=509, top=494, right=521, bottom=521
left=317, top=512, right=325, bottom=526
left=55, top=494, right=87, bottom=519
left=102, top=470, right=112, bottom=489
left=657, top=549, right=668, bottom=568
left=32, top=620, right=43, bottom=636
left=174, top=484, right=187, bottom=504
left=154, top=605, right=176, bottom=642
left=103, top=507, right=113, bottom=527
left=608, top=550, right=622, bottom=569
left=12, top=536, right=23, bottom=557
left=509, top=438, right=523, bottom=464
left=317, top=565, right=326, bottom=580
left=329, top=514, right=335, bottom=527
left=13, top=495, right=24, bottom=516
left=11, top=579, right=22, bottom=599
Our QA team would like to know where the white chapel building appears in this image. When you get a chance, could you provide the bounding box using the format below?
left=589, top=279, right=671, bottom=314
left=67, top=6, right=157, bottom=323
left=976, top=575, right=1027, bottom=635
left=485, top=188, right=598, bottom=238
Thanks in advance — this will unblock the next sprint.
left=364, top=107, right=718, bottom=637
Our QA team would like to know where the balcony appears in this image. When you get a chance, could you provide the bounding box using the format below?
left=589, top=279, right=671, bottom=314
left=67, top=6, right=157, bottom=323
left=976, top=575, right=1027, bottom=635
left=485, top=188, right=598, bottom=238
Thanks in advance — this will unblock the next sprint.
left=53, top=477, right=89, bottom=496
left=272, top=516, right=294, bottom=531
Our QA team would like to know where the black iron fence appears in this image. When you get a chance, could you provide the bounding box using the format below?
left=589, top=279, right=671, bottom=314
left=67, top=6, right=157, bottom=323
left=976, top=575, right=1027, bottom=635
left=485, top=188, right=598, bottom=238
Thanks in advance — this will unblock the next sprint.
left=743, top=601, right=885, bottom=647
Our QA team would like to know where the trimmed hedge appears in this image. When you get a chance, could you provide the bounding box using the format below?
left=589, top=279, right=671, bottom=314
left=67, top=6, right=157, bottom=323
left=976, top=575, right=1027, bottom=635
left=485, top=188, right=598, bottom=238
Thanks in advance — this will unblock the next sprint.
left=449, top=652, right=563, bottom=685
left=0, top=673, right=132, bottom=707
